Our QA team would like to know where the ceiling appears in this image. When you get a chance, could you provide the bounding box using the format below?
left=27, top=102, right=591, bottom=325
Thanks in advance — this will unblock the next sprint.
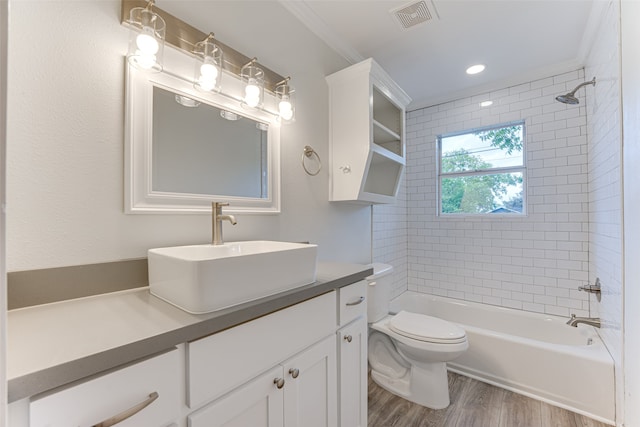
left=158, top=0, right=597, bottom=109
left=283, top=0, right=596, bottom=108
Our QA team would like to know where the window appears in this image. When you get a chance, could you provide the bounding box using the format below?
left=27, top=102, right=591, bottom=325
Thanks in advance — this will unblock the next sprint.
left=438, top=122, right=525, bottom=215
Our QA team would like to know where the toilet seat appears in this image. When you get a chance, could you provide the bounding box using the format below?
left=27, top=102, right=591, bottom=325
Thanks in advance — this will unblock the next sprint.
left=388, top=311, right=467, bottom=344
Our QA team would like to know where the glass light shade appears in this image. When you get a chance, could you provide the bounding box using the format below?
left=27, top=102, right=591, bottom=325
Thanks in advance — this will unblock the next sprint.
left=275, top=81, right=295, bottom=122
left=127, top=6, right=165, bottom=73
left=240, top=62, right=264, bottom=109
left=194, top=38, right=222, bottom=93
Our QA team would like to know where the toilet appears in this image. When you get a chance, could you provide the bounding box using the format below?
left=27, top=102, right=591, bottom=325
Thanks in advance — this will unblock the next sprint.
left=367, top=263, right=468, bottom=409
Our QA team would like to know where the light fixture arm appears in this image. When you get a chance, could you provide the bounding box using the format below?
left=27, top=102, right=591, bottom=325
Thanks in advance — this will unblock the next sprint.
left=202, top=32, right=215, bottom=44
left=244, top=57, right=258, bottom=68
left=276, top=76, right=291, bottom=87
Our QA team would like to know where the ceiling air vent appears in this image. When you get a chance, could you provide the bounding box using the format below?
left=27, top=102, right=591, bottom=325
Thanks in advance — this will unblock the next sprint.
left=391, top=0, right=438, bottom=30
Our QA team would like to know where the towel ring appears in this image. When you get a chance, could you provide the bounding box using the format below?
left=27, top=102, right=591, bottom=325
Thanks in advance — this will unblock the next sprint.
left=302, top=145, right=322, bottom=176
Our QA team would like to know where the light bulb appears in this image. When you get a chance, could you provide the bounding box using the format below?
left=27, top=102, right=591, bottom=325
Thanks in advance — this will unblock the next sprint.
left=136, top=27, right=159, bottom=55
left=244, top=79, right=261, bottom=107
left=279, top=100, right=293, bottom=120
left=245, top=83, right=260, bottom=98
left=197, top=75, right=216, bottom=92
left=134, top=51, right=157, bottom=70
left=245, top=94, right=260, bottom=108
left=200, top=62, right=218, bottom=79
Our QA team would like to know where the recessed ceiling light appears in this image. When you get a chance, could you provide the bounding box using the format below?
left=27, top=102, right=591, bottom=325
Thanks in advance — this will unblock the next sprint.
left=480, top=100, right=493, bottom=107
left=466, top=64, right=485, bottom=75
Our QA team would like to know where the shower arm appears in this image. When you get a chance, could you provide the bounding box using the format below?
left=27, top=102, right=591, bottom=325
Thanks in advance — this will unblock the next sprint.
left=567, top=77, right=596, bottom=96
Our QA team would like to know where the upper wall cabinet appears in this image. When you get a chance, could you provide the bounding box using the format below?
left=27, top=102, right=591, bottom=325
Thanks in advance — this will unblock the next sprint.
left=326, top=58, right=411, bottom=204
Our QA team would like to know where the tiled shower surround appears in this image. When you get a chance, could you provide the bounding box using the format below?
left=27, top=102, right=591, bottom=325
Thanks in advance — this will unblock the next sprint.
left=372, top=182, right=408, bottom=299
left=402, top=69, right=592, bottom=317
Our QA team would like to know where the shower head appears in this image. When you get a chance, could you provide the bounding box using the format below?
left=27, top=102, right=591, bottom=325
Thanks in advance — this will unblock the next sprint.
left=555, top=77, right=596, bottom=104
left=555, top=93, right=580, bottom=105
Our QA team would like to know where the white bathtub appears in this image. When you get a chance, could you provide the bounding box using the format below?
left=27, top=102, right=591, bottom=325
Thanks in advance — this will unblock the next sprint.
left=389, top=291, right=615, bottom=425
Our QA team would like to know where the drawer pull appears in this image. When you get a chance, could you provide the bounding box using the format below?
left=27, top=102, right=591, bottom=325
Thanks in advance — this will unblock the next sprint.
left=274, top=378, right=285, bottom=389
left=346, top=296, right=365, bottom=306
left=344, top=335, right=353, bottom=343
left=289, top=368, right=300, bottom=379
left=92, top=391, right=159, bottom=427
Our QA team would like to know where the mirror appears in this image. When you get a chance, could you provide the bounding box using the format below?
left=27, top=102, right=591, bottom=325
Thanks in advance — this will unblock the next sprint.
left=152, top=86, right=269, bottom=198
left=125, top=60, right=281, bottom=214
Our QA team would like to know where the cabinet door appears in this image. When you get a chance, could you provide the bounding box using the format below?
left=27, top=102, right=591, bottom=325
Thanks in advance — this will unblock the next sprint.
left=338, top=317, right=368, bottom=427
left=283, top=335, right=337, bottom=427
left=188, top=366, right=285, bottom=427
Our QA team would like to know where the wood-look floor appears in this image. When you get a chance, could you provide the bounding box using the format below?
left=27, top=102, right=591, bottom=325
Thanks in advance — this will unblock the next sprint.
left=368, top=372, right=611, bottom=427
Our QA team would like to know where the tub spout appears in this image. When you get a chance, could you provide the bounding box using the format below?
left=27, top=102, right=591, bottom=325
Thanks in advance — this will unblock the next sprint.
left=566, top=314, right=601, bottom=328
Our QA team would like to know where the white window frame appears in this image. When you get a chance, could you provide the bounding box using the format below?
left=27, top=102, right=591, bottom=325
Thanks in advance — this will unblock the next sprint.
left=437, top=120, right=527, bottom=216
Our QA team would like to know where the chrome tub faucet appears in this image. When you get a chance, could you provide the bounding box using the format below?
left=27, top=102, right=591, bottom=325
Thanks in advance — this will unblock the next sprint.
left=566, top=314, right=601, bottom=328
left=212, top=202, right=237, bottom=245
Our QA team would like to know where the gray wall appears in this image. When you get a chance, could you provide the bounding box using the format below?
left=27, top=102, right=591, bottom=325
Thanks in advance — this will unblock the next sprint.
left=6, top=1, right=372, bottom=271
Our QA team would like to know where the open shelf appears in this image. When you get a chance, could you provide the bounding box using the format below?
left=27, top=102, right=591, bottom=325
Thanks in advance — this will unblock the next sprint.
left=373, top=120, right=402, bottom=156
left=363, top=151, right=403, bottom=197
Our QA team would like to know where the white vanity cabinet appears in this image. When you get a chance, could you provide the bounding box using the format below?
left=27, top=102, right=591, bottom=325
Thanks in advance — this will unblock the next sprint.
left=336, top=281, right=369, bottom=427
left=326, top=58, right=411, bottom=204
left=186, top=291, right=338, bottom=427
left=28, top=348, right=182, bottom=427
left=188, top=365, right=285, bottom=427
left=189, top=335, right=337, bottom=427
left=10, top=273, right=371, bottom=427
left=282, top=335, right=337, bottom=427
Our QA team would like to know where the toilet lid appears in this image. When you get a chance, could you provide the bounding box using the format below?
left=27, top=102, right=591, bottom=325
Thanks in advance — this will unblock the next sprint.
left=389, top=311, right=467, bottom=344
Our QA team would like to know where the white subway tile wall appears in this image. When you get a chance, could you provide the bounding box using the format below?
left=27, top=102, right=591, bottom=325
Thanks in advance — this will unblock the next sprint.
left=373, top=179, right=408, bottom=299
left=585, top=0, right=623, bottom=419
left=404, top=69, right=592, bottom=317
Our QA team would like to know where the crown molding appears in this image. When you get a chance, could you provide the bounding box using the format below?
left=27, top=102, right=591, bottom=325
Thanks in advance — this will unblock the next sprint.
left=279, top=0, right=365, bottom=65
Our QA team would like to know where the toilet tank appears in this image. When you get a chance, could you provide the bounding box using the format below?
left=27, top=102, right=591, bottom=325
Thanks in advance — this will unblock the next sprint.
left=366, top=263, right=394, bottom=322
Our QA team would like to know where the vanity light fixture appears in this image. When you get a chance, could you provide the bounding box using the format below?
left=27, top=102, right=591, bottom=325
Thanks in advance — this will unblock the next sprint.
left=241, top=58, right=264, bottom=109
left=126, top=0, right=165, bottom=72
left=275, top=77, right=295, bottom=122
left=121, top=0, right=296, bottom=119
left=193, top=33, right=222, bottom=93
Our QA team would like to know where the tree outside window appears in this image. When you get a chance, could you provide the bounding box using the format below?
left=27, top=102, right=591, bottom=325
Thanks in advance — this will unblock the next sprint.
left=438, top=122, right=525, bottom=215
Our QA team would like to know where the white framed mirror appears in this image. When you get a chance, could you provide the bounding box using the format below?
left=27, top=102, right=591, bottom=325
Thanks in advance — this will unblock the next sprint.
left=124, top=57, right=281, bottom=214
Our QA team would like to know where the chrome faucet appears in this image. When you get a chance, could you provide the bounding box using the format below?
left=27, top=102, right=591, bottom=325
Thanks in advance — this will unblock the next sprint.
left=566, top=314, right=601, bottom=328
left=211, top=202, right=237, bottom=245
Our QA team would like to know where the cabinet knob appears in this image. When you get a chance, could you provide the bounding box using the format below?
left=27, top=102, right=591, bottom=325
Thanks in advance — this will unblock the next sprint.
left=344, top=335, right=353, bottom=343
left=274, top=377, right=285, bottom=389
left=289, top=368, right=300, bottom=378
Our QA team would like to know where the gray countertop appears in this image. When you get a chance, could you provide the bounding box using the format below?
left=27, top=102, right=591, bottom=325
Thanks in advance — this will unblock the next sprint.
left=7, top=262, right=372, bottom=403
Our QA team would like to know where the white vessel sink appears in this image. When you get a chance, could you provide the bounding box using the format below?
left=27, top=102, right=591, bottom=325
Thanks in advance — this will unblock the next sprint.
left=148, top=241, right=318, bottom=314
